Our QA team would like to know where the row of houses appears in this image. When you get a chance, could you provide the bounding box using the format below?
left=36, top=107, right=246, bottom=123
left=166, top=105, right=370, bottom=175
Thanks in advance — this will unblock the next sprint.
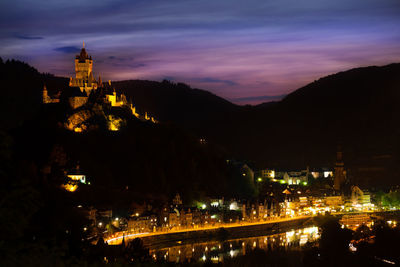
left=124, top=190, right=373, bottom=234
left=257, top=166, right=333, bottom=185
left=126, top=208, right=214, bottom=233
left=89, top=184, right=373, bottom=237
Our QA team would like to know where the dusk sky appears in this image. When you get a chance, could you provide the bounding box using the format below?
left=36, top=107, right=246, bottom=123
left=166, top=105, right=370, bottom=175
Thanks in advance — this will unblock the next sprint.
left=1, top=0, right=400, bottom=104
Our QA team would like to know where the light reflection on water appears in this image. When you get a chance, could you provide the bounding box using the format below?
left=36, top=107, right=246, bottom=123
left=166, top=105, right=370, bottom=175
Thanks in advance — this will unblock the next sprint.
left=149, top=226, right=319, bottom=263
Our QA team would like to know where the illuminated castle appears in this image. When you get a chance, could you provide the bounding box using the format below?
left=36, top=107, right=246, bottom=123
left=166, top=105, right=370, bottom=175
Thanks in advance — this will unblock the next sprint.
left=42, top=42, right=157, bottom=130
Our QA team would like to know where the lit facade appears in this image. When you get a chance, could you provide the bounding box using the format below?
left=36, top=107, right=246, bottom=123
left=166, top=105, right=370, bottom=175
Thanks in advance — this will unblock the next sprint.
left=260, top=169, right=275, bottom=179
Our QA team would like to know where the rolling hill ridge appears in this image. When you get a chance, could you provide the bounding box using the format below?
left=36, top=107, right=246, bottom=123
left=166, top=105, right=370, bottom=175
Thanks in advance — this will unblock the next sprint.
left=1, top=58, right=400, bottom=187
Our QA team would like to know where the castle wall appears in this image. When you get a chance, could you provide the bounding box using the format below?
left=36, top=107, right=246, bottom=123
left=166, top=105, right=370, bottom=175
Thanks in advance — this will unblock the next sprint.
left=106, top=94, right=117, bottom=106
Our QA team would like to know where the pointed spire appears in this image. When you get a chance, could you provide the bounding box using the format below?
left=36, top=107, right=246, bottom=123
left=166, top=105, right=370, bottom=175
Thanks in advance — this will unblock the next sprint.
left=82, top=41, right=85, bottom=48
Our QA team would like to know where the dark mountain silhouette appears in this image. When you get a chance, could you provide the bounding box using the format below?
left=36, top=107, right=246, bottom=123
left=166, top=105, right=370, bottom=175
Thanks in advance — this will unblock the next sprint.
left=0, top=58, right=257, bottom=205
left=111, top=79, right=243, bottom=141
left=111, top=63, right=400, bottom=187
left=272, top=63, right=400, bottom=186
left=113, top=79, right=239, bottom=123
left=1, top=58, right=400, bottom=187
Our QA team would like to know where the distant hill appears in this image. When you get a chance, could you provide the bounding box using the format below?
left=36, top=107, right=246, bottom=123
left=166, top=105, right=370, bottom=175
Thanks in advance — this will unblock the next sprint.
left=113, top=79, right=239, bottom=121
left=111, top=79, right=243, bottom=139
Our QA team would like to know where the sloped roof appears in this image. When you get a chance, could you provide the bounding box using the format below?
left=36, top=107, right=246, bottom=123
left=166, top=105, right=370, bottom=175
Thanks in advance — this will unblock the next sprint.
left=76, top=47, right=91, bottom=62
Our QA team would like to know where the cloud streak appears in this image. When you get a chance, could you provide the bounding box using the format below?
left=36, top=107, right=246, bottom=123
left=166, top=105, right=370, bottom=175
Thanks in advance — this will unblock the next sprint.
left=14, top=34, right=43, bottom=40
left=54, top=46, right=81, bottom=53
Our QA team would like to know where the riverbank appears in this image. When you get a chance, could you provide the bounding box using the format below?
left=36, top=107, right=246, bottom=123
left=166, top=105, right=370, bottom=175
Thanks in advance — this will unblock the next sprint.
left=141, top=217, right=313, bottom=249
left=106, top=210, right=400, bottom=247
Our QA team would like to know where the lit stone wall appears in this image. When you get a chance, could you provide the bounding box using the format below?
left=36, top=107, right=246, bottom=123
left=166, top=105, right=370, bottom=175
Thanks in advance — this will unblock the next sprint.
left=106, top=94, right=117, bottom=106
left=69, top=96, right=88, bottom=109
left=75, top=59, right=93, bottom=79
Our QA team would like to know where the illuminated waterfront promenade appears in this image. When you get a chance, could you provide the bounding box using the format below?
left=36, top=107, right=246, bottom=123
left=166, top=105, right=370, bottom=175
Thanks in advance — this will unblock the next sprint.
left=105, top=210, right=400, bottom=245
left=105, top=215, right=313, bottom=245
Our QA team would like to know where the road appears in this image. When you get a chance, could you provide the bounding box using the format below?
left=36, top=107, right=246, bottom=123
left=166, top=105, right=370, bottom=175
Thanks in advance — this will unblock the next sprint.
left=105, top=215, right=312, bottom=245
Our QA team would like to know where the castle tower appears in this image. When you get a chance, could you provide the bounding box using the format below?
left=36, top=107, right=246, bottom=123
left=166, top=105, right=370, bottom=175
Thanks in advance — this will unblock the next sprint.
left=75, top=42, right=93, bottom=81
left=69, top=42, right=98, bottom=94
left=333, top=146, right=346, bottom=191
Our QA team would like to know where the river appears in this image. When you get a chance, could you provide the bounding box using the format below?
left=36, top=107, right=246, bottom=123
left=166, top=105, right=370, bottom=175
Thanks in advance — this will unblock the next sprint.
left=148, top=226, right=319, bottom=263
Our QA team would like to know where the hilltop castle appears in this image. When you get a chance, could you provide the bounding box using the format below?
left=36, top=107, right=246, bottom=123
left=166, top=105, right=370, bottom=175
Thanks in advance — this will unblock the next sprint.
left=42, top=43, right=157, bottom=131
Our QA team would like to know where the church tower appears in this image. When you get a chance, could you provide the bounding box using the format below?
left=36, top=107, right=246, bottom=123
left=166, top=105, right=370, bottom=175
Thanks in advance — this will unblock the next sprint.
left=69, top=42, right=98, bottom=94
left=333, top=145, right=346, bottom=191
